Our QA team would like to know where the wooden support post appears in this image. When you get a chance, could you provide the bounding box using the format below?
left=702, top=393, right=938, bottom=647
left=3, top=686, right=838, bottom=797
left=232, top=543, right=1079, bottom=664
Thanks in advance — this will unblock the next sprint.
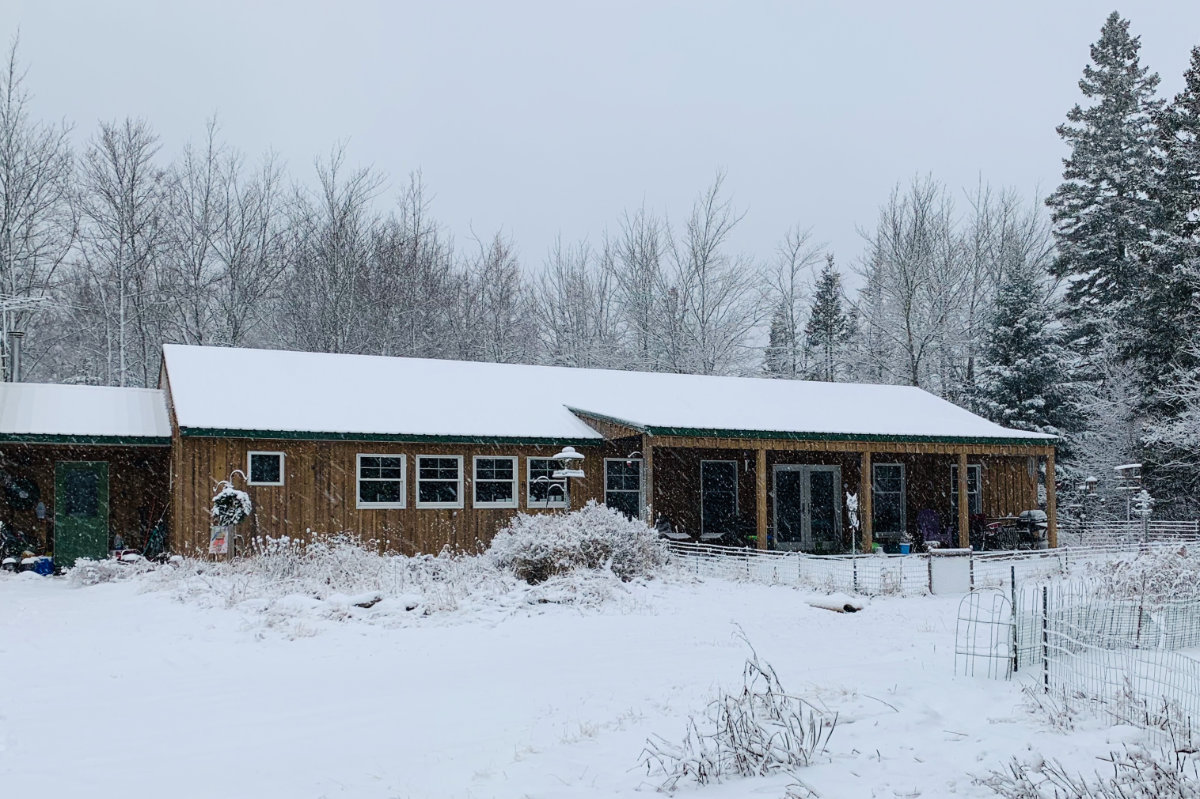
left=756, top=447, right=768, bottom=550
left=860, top=451, right=873, bottom=553
left=958, top=452, right=970, bottom=549
left=1046, top=449, right=1057, bottom=549
left=643, top=438, right=654, bottom=524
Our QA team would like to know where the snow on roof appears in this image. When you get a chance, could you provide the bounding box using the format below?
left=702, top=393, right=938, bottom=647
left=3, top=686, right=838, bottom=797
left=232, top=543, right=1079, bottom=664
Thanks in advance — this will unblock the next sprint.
left=162, top=344, right=1055, bottom=444
left=0, top=382, right=171, bottom=441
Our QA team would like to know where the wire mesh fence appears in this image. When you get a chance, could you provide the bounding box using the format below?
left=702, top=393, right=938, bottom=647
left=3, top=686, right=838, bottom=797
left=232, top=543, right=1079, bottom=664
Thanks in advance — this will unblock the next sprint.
left=668, top=539, right=1191, bottom=597
left=1012, top=578, right=1200, bottom=735
left=1056, top=519, right=1200, bottom=548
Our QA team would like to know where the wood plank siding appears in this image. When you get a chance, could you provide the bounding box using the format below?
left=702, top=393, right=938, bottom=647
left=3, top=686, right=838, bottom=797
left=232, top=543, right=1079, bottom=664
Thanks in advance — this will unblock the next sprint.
left=170, top=437, right=633, bottom=555
left=0, top=443, right=171, bottom=552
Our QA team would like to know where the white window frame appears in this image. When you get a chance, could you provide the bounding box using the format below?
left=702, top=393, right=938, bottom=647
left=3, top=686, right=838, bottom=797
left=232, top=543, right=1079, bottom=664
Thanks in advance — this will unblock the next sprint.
left=951, top=463, right=983, bottom=517
left=247, top=451, right=285, bottom=486
left=604, top=458, right=643, bottom=518
left=872, top=462, right=906, bottom=536
left=472, top=455, right=518, bottom=509
left=527, top=457, right=569, bottom=509
left=356, top=453, right=407, bottom=509
left=415, top=455, right=464, bottom=509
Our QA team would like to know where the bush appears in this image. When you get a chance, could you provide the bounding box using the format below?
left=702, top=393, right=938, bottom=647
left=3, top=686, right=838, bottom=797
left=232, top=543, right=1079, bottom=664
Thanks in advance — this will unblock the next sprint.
left=640, top=632, right=836, bottom=790
left=979, top=738, right=1200, bottom=798
left=488, top=501, right=666, bottom=584
left=1085, top=546, right=1200, bottom=603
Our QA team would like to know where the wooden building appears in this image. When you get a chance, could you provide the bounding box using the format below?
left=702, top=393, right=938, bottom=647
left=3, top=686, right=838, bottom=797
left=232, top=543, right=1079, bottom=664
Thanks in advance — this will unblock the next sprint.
left=160, top=345, right=1058, bottom=556
left=0, top=382, right=171, bottom=566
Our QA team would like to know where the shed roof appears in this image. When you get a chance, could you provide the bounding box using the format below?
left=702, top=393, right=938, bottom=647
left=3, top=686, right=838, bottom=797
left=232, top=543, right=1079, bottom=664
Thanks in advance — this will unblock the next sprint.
left=161, top=344, right=1055, bottom=446
left=0, top=382, right=171, bottom=444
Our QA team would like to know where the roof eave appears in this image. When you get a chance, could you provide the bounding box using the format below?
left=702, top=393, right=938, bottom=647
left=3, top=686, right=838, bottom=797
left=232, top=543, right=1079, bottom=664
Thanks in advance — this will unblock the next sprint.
left=177, top=426, right=601, bottom=446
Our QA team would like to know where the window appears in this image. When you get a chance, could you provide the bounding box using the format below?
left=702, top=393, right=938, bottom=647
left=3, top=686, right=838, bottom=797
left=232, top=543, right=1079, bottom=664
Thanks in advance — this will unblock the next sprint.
left=951, top=464, right=983, bottom=517
left=701, top=460, right=738, bottom=536
left=527, top=458, right=568, bottom=508
left=416, top=456, right=463, bottom=508
left=872, top=463, right=906, bottom=536
left=357, top=454, right=406, bottom=508
left=605, top=458, right=642, bottom=519
left=474, top=456, right=518, bottom=508
left=248, top=451, right=284, bottom=486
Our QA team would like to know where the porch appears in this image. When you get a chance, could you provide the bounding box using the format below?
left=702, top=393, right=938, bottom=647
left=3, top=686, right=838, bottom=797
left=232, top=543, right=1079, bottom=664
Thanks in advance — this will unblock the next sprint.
left=624, top=435, right=1057, bottom=554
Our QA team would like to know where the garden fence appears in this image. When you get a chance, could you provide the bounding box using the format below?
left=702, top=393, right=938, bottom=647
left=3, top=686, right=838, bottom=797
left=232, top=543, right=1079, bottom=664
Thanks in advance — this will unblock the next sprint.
left=1012, top=580, right=1200, bottom=736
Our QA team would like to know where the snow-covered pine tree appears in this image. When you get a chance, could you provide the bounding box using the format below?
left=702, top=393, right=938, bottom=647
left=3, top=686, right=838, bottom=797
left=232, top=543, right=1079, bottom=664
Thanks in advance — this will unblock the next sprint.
left=974, top=266, right=1080, bottom=446
left=1141, top=46, right=1200, bottom=405
left=763, top=299, right=798, bottom=378
left=1141, top=47, right=1200, bottom=511
left=1046, top=12, right=1162, bottom=359
left=804, top=254, right=851, bottom=382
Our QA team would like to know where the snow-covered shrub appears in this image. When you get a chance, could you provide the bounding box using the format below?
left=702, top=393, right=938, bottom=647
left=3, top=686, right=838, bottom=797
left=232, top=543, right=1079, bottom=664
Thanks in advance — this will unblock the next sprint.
left=488, top=501, right=666, bottom=584
left=67, top=556, right=154, bottom=587
left=641, top=634, right=836, bottom=790
left=979, top=739, right=1200, bottom=798
left=1084, top=546, right=1200, bottom=603
left=211, top=480, right=252, bottom=526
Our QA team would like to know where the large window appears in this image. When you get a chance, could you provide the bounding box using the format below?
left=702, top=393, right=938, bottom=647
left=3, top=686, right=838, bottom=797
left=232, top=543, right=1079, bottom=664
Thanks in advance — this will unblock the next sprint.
left=473, top=456, right=518, bottom=508
left=357, top=454, right=406, bottom=508
left=605, top=458, right=642, bottom=519
left=247, top=451, right=284, bottom=486
left=527, top=458, right=568, bottom=508
left=950, top=464, right=982, bottom=517
left=416, top=455, right=463, bottom=508
left=872, top=463, right=906, bottom=536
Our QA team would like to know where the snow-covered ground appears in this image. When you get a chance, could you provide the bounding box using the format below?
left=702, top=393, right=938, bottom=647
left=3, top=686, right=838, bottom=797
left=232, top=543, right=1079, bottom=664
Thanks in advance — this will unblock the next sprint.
left=0, top=568, right=1144, bottom=798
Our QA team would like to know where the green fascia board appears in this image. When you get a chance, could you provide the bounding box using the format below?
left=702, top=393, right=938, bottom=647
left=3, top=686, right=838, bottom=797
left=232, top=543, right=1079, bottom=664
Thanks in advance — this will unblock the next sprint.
left=178, top=426, right=601, bottom=447
left=640, top=425, right=1057, bottom=447
left=0, top=434, right=171, bottom=446
left=566, top=406, right=1055, bottom=446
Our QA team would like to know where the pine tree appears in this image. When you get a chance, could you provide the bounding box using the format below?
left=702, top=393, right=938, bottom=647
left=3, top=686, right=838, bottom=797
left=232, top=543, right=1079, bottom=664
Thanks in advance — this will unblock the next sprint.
left=974, top=267, right=1080, bottom=445
left=763, top=299, right=798, bottom=378
left=804, top=254, right=851, bottom=382
left=1046, top=12, right=1162, bottom=357
left=1141, top=47, right=1200, bottom=403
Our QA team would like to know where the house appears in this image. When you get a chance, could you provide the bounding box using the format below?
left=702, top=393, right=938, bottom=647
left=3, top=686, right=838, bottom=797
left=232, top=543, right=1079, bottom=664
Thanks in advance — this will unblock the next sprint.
left=0, top=343, right=1058, bottom=564
left=158, top=344, right=1057, bottom=557
left=0, top=382, right=171, bottom=566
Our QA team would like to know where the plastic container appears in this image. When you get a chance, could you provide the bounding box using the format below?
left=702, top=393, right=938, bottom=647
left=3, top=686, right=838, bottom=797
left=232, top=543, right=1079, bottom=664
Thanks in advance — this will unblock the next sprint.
left=899, top=542, right=911, bottom=555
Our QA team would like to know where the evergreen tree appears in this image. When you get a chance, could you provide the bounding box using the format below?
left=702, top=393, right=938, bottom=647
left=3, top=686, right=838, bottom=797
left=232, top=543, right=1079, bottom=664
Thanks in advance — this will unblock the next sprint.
left=975, top=267, right=1080, bottom=444
left=1046, top=12, right=1162, bottom=357
left=804, top=254, right=851, bottom=382
left=1141, top=47, right=1200, bottom=402
left=763, top=299, right=799, bottom=377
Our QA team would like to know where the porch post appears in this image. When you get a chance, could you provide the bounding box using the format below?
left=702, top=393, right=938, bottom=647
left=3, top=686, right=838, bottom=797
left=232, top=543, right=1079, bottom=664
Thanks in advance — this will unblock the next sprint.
left=859, top=450, right=873, bottom=553
left=756, top=447, right=768, bottom=550
left=957, top=452, right=970, bottom=549
left=1046, top=448, right=1058, bottom=549
left=642, top=438, right=654, bottom=524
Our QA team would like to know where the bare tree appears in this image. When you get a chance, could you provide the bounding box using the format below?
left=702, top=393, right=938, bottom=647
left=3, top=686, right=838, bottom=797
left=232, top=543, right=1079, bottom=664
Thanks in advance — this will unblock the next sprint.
left=0, top=36, right=75, bottom=380
left=534, top=237, right=619, bottom=368
left=74, top=118, right=166, bottom=386
left=763, top=226, right=821, bottom=377
left=666, top=173, right=763, bottom=375
left=607, top=205, right=667, bottom=371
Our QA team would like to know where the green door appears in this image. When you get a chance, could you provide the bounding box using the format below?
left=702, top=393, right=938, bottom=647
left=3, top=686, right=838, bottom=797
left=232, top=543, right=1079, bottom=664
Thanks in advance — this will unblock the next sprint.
left=54, top=461, right=109, bottom=567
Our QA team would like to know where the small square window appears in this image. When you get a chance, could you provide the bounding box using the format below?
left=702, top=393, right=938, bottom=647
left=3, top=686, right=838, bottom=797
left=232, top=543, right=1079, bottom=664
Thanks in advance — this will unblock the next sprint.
left=474, top=456, right=517, bottom=508
left=357, top=454, right=406, bottom=508
left=248, top=451, right=284, bottom=486
left=416, top=455, right=463, bottom=508
left=528, top=458, right=568, bottom=508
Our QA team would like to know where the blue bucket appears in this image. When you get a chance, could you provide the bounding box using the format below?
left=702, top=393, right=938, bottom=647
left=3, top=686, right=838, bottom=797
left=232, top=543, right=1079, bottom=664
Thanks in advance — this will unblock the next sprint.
left=899, top=542, right=911, bottom=555
left=32, top=557, right=54, bottom=576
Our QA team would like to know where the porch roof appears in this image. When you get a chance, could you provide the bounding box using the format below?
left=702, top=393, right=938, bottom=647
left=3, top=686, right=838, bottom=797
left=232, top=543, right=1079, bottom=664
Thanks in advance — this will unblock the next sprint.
left=0, top=382, right=171, bottom=445
left=162, top=344, right=1055, bottom=447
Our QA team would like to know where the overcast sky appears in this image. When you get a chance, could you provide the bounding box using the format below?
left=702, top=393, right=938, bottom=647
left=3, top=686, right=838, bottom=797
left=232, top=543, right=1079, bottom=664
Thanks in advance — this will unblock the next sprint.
left=5, top=1, right=1200, bottom=276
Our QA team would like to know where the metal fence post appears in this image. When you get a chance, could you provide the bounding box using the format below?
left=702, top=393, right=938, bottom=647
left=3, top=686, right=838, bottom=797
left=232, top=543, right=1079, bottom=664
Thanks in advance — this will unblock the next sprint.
left=853, top=558, right=859, bottom=594
left=1011, top=565, right=1018, bottom=673
left=1042, top=585, right=1049, bottom=694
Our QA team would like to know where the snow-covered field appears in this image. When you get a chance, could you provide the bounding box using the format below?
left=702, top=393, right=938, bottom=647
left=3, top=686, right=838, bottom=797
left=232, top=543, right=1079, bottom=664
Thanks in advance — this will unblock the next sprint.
left=0, top=567, right=1146, bottom=798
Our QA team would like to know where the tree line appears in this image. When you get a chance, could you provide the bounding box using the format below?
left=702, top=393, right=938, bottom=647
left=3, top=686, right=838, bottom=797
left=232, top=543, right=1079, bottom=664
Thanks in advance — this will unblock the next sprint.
left=1, top=13, right=1197, bottom=515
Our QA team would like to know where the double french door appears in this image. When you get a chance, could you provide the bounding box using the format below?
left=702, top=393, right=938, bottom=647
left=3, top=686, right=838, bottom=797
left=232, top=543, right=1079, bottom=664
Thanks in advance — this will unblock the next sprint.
left=773, top=465, right=843, bottom=553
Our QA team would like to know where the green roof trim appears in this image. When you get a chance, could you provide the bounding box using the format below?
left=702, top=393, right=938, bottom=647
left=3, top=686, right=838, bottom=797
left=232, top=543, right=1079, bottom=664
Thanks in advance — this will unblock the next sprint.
left=178, top=426, right=601, bottom=446
left=640, top=425, right=1056, bottom=446
left=0, top=434, right=171, bottom=446
left=567, top=407, right=1055, bottom=446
